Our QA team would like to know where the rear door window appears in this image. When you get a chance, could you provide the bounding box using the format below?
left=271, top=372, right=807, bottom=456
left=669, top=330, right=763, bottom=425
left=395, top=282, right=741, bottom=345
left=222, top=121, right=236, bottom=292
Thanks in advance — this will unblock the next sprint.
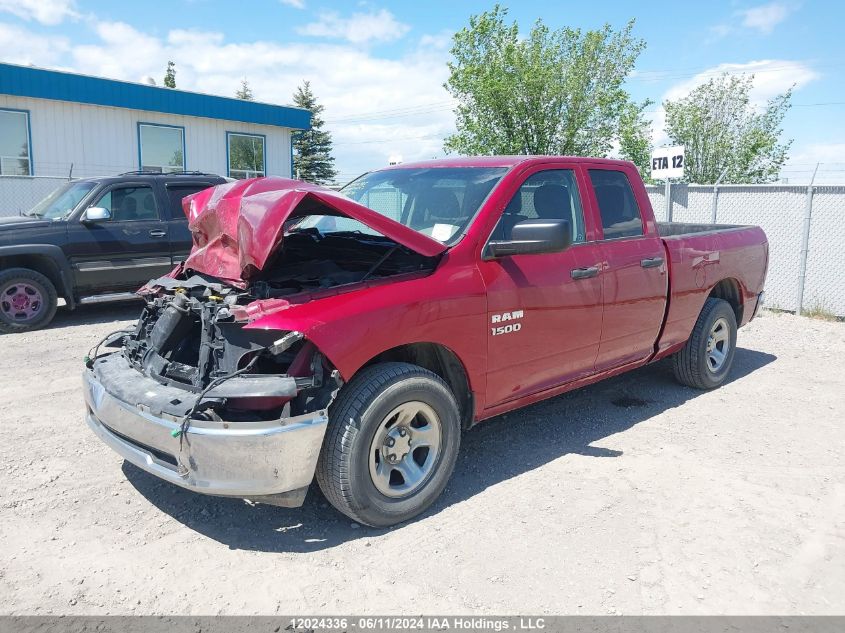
left=166, top=184, right=212, bottom=221
left=588, top=169, right=643, bottom=239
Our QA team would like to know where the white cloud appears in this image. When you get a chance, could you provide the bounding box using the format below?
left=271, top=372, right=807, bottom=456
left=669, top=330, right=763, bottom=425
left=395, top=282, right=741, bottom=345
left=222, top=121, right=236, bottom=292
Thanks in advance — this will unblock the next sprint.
left=663, top=59, right=817, bottom=103
left=280, top=0, right=305, bottom=8
left=781, top=143, right=845, bottom=184
left=0, top=0, right=77, bottom=25
left=418, top=30, right=453, bottom=52
left=740, top=2, right=792, bottom=34
left=72, top=21, right=166, bottom=80
left=298, top=9, right=410, bottom=44
left=790, top=143, right=845, bottom=164
left=710, top=2, right=796, bottom=39
left=0, top=23, right=69, bottom=64
left=651, top=59, right=818, bottom=146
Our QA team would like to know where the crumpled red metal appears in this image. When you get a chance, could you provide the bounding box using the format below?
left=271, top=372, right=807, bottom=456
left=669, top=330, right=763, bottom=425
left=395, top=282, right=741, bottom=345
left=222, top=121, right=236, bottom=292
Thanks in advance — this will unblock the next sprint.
left=180, top=177, right=446, bottom=287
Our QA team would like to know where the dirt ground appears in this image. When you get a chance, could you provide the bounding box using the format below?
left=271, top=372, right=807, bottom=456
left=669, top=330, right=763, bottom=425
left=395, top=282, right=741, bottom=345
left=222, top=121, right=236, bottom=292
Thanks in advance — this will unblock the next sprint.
left=1, top=304, right=843, bottom=615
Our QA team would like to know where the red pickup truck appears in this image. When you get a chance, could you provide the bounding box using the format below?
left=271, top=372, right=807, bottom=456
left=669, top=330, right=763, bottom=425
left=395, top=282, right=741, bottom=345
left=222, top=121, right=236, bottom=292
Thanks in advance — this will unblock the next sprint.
left=83, top=156, right=768, bottom=527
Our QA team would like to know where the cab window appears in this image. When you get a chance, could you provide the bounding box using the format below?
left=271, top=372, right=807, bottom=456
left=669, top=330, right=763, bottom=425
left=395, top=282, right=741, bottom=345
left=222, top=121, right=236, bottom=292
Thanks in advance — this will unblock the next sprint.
left=588, top=169, right=643, bottom=239
left=490, top=169, right=586, bottom=243
left=166, top=184, right=212, bottom=221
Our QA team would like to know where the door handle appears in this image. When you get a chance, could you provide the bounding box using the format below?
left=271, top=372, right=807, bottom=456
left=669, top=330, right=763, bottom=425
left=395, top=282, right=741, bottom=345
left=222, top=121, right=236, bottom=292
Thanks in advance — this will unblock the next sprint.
left=640, top=257, right=664, bottom=268
left=571, top=266, right=599, bottom=280
left=149, top=230, right=167, bottom=238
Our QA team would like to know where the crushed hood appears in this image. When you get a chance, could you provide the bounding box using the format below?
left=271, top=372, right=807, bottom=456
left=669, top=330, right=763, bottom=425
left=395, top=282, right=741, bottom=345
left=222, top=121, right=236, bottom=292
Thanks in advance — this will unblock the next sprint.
left=181, top=177, right=446, bottom=286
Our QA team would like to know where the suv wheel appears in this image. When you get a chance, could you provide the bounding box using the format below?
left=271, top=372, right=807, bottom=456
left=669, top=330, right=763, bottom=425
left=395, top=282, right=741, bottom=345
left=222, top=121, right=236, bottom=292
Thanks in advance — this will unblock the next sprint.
left=0, top=268, right=59, bottom=334
left=316, top=362, right=461, bottom=527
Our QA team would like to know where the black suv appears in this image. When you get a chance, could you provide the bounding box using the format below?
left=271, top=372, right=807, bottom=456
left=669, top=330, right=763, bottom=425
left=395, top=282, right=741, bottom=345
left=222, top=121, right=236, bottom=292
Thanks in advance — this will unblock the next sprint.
left=0, top=171, right=226, bottom=333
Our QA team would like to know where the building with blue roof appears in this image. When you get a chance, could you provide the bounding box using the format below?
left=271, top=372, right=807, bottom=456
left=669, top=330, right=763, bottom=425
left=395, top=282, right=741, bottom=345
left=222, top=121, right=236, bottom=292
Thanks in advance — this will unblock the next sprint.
left=0, top=62, right=310, bottom=183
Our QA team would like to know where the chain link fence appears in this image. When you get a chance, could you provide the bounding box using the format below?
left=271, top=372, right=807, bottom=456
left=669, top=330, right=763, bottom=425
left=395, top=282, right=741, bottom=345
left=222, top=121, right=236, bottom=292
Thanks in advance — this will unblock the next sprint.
left=647, top=183, right=845, bottom=317
left=0, top=175, right=72, bottom=217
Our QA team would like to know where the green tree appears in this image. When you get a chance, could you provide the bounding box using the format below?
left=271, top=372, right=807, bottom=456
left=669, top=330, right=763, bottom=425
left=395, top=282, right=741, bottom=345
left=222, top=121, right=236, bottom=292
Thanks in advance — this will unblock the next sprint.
left=619, top=103, right=654, bottom=182
left=663, top=73, right=792, bottom=183
left=292, top=81, right=338, bottom=185
left=163, top=61, right=176, bottom=89
left=443, top=5, right=651, bottom=172
left=235, top=79, right=254, bottom=101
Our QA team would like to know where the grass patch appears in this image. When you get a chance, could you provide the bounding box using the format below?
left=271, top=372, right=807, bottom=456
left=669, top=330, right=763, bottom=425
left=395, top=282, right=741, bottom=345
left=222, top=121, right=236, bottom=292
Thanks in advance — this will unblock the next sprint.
left=801, top=303, right=841, bottom=322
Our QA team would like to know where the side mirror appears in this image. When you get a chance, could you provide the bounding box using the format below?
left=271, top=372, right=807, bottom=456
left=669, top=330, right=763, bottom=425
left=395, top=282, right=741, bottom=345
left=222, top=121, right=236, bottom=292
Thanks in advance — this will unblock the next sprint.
left=83, top=207, right=112, bottom=223
left=487, top=219, right=572, bottom=258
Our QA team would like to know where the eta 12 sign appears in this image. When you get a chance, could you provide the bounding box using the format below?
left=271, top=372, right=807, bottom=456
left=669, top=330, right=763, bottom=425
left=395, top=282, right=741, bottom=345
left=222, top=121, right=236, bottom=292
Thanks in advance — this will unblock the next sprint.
left=651, top=145, right=685, bottom=180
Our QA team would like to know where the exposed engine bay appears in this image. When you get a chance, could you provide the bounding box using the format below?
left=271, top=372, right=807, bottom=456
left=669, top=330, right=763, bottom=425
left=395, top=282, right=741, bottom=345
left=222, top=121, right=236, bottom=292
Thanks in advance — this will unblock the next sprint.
left=100, top=227, right=438, bottom=424
left=256, top=227, right=436, bottom=296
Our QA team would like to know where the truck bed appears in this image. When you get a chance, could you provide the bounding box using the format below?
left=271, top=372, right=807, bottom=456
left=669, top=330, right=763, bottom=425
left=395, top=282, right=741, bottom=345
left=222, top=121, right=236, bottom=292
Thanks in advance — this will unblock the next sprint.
left=655, top=223, right=768, bottom=359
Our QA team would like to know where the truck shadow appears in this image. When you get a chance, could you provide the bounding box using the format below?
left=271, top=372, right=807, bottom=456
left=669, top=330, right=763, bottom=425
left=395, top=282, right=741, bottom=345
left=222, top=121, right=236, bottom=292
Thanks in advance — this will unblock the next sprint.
left=0, top=302, right=141, bottom=336
left=123, top=347, right=776, bottom=552
left=51, top=301, right=142, bottom=327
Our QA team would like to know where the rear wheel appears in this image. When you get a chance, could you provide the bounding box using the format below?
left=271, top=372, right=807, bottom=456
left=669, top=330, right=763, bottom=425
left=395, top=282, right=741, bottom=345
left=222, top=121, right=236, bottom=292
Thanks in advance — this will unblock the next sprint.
left=0, top=268, right=58, bottom=334
left=316, top=362, right=461, bottom=527
left=673, top=297, right=737, bottom=389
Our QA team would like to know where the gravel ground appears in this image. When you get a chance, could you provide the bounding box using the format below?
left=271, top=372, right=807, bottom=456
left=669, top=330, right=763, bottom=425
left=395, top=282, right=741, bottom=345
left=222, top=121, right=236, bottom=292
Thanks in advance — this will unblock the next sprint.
left=1, top=304, right=843, bottom=615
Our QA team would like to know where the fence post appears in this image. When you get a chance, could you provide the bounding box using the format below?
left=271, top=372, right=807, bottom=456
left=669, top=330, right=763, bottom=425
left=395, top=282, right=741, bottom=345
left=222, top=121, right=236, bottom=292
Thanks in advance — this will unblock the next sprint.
left=664, top=179, right=672, bottom=222
left=796, top=163, right=820, bottom=315
left=711, top=168, right=728, bottom=224
left=710, top=185, right=719, bottom=224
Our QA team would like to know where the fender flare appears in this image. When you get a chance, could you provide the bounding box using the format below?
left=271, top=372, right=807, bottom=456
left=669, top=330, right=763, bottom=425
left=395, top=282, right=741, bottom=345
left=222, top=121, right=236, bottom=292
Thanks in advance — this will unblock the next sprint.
left=0, top=244, right=76, bottom=309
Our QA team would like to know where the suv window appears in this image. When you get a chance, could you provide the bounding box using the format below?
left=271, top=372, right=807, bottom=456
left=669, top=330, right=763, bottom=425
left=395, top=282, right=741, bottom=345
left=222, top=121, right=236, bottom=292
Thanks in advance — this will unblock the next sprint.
left=588, top=169, right=643, bottom=239
left=166, top=184, right=212, bottom=221
left=93, top=186, right=159, bottom=222
left=491, top=169, right=586, bottom=243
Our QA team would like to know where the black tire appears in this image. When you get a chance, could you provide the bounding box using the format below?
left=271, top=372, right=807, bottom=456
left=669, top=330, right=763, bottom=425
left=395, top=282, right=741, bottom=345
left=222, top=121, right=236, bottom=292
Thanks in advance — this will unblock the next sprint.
left=0, top=268, right=58, bottom=334
left=316, top=362, right=461, bottom=527
left=673, top=297, right=738, bottom=390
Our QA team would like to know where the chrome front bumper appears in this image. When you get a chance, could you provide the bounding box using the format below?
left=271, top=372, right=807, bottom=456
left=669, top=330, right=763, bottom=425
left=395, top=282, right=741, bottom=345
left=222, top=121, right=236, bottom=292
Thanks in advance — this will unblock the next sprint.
left=82, top=355, right=329, bottom=505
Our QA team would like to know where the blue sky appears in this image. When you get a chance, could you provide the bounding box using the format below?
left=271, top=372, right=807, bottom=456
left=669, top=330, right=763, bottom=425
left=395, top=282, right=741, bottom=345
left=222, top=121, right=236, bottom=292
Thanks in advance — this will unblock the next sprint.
left=0, top=0, right=841, bottom=182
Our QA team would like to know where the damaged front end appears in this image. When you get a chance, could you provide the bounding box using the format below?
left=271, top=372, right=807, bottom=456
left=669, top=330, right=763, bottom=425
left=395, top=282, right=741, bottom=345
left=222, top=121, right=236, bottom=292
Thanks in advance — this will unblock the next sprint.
left=82, top=177, right=445, bottom=506
left=123, top=275, right=336, bottom=418
left=83, top=275, right=341, bottom=507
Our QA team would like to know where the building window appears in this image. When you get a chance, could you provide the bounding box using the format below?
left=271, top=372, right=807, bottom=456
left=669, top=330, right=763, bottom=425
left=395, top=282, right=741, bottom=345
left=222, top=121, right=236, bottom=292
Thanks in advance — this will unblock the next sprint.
left=0, top=109, right=32, bottom=176
left=227, top=132, right=265, bottom=179
left=139, top=123, right=185, bottom=173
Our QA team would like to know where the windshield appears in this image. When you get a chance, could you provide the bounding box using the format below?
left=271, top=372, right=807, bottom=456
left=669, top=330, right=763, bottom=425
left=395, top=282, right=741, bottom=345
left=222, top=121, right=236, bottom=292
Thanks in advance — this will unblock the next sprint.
left=294, top=167, right=507, bottom=245
left=24, top=181, right=96, bottom=219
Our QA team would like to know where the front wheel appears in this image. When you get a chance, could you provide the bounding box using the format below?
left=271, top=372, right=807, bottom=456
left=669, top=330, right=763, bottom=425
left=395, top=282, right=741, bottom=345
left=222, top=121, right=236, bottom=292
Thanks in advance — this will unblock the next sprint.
left=0, top=268, right=58, bottom=334
left=673, top=297, right=738, bottom=390
left=316, top=362, right=461, bottom=527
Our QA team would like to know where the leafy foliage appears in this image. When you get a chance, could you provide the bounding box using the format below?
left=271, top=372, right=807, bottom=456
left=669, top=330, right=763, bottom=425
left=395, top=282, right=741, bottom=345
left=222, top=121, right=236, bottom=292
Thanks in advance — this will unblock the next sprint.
left=235, top=79, right=254, bottom=101
left=292, top=81, right=338, bottom=185
left=663, top=74, right=793, bottom=183
left=443, top=5, right=651, bottom=173
left=163, top=61, right=176, bottom=89
left=619, top=102, right=655, bottom=183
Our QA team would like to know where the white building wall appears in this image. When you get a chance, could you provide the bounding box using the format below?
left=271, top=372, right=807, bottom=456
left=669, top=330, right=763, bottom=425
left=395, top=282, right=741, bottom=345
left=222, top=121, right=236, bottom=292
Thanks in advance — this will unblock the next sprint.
left=0, top=95, right=292, bottom=179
